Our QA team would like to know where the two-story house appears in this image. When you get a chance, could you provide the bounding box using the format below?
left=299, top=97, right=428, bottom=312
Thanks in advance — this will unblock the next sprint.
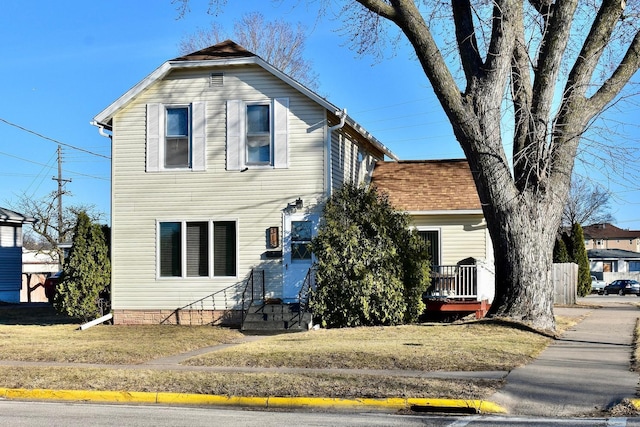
left=583, top=223, right=640, bottom=252
left=92, top=40, right=397, bottom=325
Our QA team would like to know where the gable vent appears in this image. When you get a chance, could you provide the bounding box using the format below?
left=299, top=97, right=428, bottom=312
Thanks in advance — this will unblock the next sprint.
left=210, top=72, right=223, bottom=87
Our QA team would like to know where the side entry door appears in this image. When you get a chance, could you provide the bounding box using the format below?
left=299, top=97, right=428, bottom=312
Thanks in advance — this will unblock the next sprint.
left=282, top=212, right=318, bottom=302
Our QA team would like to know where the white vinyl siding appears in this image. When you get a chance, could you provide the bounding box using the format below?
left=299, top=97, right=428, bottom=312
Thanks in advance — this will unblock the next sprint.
left=110, top=65, right=327, bottom=310
left=412, top=214, right=491, bottom=265
left=330, top=129, right=375, bottom=190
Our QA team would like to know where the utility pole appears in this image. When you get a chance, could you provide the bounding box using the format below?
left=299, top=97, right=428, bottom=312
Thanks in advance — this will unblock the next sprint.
left=52, top=145, right=72, bottom=244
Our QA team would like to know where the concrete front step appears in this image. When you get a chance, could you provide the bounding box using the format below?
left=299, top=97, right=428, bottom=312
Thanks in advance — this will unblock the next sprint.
left=242, top=303, right=312, bottom=331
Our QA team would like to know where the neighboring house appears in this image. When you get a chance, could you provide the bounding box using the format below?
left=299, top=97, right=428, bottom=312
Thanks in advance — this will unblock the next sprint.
left=21, top=249, right=60, bottom=303
left=583, top=223, right=640, bottom=252
left=371, top=160, right=495, bottom=306
left=92, top=40, right=397, bottom=325
left=0, top=207, right=36, bottom=303
left=588, top=248, right=640, bottom=282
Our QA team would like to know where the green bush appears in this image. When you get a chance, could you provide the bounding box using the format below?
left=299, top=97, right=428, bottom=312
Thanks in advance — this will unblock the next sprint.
left=570, top=223, right=591, bottom=297
left=54, top=211, right=111, bottom=322
left=310, top=183, right=430, bottom=328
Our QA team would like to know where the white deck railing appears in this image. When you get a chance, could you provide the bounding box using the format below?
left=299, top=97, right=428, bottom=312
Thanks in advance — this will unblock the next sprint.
left=427, top=261, right=495, bottom=303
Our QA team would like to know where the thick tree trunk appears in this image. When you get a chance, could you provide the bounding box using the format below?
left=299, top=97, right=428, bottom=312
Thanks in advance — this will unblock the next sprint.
left=483, top=193, right=562, bottom=333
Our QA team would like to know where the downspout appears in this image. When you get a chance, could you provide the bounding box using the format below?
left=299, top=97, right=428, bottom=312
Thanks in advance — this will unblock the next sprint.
left=326, top=109, right=347, bottom=197
left=91, top=121, right=112, bottom=139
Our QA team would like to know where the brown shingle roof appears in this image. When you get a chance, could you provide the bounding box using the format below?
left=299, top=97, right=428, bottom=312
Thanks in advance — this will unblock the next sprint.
left=171, top=40, right=256, bottom=61
left=583, top=223, right=640, bottom=239
left=371, top=160, right=481, bottom=211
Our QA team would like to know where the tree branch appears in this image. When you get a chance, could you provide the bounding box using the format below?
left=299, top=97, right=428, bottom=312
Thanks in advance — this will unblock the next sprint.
left=588, top=27, right=640, bottom=115
left=532, top=0, right=579, bottom=124
left=354, top=0, right=397, bottom=20
left=451, top=0, right=483, bottom=84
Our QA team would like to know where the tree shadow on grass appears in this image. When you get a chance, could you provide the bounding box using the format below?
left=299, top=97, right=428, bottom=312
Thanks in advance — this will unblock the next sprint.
left=0, top=302, right=79, bottom=326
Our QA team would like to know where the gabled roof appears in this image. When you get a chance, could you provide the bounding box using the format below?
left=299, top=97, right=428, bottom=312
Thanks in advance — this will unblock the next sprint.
left=371, top=159, right=482, bottom=212
left=587, top=249, right=640, bottom=260
left=171, top=39, right=255, bottom=61
left=0, top=207, right=36, bottom=225
left=93, top=40, right=397, bottom=160
left=583, top=223, right=640, bottom=240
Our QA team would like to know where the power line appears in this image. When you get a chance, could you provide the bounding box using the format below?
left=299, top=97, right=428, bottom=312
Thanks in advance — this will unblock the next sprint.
left=0, top=149, right=108, bottom=182
left=0, top=117, right=111, bottom=160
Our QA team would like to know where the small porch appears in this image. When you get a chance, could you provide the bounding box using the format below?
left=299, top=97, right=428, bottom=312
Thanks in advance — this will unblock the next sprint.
left=423, top=261, right=495, bottom=320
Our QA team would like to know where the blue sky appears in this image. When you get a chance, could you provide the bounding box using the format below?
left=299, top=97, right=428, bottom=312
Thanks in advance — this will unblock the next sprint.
left=1, top=1, right=638, bottom=229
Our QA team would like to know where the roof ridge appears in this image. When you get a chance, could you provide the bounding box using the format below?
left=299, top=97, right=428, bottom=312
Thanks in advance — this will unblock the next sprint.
left=171, top=39, right=256, bottom=62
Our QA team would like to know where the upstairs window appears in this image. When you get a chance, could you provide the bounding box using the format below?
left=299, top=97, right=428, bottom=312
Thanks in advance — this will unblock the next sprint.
left=226, top=98, right=288, bottom=170
left=246, top=104, right=271, bottom=165
left=165, top=107, right=190, bottom=168
left=146, top=102, right=206, bottom=172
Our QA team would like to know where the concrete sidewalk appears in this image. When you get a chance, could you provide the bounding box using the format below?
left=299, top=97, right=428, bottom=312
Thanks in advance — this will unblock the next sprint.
left=491, top=303, right=640, bottom=416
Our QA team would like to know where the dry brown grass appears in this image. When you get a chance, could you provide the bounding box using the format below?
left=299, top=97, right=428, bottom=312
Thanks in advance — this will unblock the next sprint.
left=0, top=366, right=501, bottom=399
left=0, top=305, right=583, bottom=400
left=185, top=322, right=552, bottom=371
left=0, top=319, right=244, bottom=365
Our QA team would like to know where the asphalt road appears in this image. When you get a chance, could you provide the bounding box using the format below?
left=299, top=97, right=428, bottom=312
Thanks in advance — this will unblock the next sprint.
left=1, top=401, right=639, bottom=427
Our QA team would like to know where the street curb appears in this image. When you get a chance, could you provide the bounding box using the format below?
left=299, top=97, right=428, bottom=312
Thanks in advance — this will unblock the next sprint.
left=0, top=387, right=507, bottom=414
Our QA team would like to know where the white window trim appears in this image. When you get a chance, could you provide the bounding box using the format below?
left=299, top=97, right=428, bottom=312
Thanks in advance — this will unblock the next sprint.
left=156, top=219, right=239, bottom=280
left=162, top=104, right=191, bottom=170
left=226, top=98, right=288, bottom=171
left=245, top=101, right=272, bottom=166
left=146, top=102, right=206, bottom=172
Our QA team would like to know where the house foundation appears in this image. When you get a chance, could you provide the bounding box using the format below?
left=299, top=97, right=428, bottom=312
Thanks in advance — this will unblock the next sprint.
left=112, top=309, right=242, bottom=326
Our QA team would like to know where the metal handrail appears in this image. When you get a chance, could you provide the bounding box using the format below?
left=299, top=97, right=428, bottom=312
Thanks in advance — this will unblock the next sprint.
left=241, top=269, right=265, bottom=328
left=297, top=267, right=315, bottom=312
left=160, top=282, right=240, bottom=325
left=285, top=267, right=315, bottom=329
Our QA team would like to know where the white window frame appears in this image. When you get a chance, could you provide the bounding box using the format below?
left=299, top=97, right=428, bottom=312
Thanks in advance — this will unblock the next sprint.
left=156, top=219, right=239, bottom=279
left=164, top=105, right=191, bottom=169
left=146, top=102, right=206, bottom=172
left=245, top=101, right=272, bottom=166
left=226, top=98, right=288, bottom=171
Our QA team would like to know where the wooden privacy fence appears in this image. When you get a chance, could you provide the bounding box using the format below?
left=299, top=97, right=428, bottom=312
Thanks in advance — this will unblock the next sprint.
left=553, top=262, right=578, bottom=305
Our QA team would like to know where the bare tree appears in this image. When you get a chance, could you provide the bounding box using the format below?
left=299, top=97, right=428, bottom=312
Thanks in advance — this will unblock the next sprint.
left=174, top=0, right=640, bottom=333
left=179, top=11, right=319, bottom=90
left=563, top=176, right=615, bottom=227
left=12, top=191, right=105, bottom=263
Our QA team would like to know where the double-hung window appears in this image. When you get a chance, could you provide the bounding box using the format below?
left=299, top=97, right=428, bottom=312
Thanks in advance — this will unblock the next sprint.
left=246, top=103, right=271, bottom=165
left=146, top=102, right=206, bottom=172
left=159, top=220, right=237, bottom=278
left=165, top=107, right=190, bottom=168
left=226, top=98, right=288, bottom=170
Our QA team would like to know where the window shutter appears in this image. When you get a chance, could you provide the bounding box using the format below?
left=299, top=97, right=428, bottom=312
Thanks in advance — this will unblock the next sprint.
left=273, top=97, right=289, bottom=168
left=146, top=103, right=162, bottom=172
left=226, top=100, right=243, bottom=171
left=191, top=102, right=206, bottom=171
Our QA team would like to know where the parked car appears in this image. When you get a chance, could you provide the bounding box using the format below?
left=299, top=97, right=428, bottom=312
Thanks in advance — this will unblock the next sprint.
left=603, top=279, right=640, bottom=296
left=43, top=270, right=62, bottom=303
left=591, top=275, right=607, bottom=294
